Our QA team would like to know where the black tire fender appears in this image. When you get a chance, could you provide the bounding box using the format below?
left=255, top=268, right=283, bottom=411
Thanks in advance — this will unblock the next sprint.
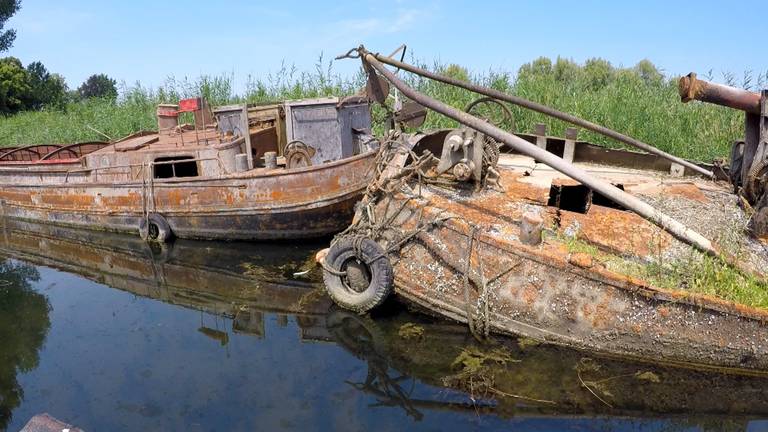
left=322, top=237, right=394, bottom=313
left=139, top=213, right=174, bottom=243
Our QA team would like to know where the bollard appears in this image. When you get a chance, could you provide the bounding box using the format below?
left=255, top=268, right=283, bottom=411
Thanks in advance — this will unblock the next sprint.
left=520, top=210, right=544, bottom=246
left=563, top=128, right=578, bottom=163
left=263, top=151, right=278, bottom=169
left=534, top=123, right=547, bottom=150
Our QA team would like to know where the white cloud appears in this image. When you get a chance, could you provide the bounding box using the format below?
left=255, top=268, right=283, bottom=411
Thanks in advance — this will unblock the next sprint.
left=330, top=8, right=425, bottom=40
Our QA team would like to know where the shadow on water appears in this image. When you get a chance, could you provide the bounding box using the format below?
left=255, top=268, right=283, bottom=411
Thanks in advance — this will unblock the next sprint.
left=0, top=260, right=50, bottom=430
left=0, top=218, right=766, bottom=431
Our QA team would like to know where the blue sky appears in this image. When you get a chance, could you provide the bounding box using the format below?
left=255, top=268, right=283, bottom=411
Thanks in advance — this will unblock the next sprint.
left=7, top=0, right=766, bottom=92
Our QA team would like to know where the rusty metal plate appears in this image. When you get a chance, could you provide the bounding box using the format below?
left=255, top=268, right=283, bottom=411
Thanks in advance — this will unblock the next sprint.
left=365, top=73, right=390, bottom=104
left=394, top=100, right=427, bottom=128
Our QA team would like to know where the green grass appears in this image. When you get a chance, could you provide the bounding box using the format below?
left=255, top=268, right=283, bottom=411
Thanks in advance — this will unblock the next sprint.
left=612, top=253, right=768, bottom=309
left=0, top=55, right=761, bottom=162
left=547, top=229, right=768, bottom=309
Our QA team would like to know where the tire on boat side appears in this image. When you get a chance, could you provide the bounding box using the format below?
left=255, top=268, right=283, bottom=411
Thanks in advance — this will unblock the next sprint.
left=139, top=213, right=174, bottom=243
left=322, top=237, right=393, bottom=313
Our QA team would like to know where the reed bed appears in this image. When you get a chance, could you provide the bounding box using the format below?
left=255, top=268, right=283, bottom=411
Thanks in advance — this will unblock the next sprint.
left=0, top=55, right=762, bottom=162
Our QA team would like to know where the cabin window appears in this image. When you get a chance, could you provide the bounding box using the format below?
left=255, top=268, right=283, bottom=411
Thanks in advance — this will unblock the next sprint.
left=154, top=156, right=198, bottom=178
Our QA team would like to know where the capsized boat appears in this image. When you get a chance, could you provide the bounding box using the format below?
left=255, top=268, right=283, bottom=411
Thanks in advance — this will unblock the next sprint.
left=0, top=96, right=377, bottom=241
left=320, top=46, right=768, bottom=373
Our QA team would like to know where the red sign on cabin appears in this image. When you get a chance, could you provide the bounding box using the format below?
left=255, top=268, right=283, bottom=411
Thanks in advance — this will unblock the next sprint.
left=178, top=97, right=201, bottom=112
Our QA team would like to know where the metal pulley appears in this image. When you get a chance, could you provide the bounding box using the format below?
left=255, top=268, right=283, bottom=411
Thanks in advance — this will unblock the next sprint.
left=285, top=140, right=313, bottom=169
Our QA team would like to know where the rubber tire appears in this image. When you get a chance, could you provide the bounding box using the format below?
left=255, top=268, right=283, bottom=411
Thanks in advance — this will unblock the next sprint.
left=139, top=213, right=173, bottom=243
left=322, top=237, right=394, bottom=314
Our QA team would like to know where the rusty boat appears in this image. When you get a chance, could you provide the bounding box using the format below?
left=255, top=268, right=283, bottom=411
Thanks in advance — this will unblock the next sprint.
left=0, top=96, right=377, bottom=241
left=320, top=46, right=768, bottom=374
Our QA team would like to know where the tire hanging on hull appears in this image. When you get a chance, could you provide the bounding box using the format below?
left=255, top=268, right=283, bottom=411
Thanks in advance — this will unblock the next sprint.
left=322, top=236, right=394, bottom=313
left=139, top=213, right=174, bottom=243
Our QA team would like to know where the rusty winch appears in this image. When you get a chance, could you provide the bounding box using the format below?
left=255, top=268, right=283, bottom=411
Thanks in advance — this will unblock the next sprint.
left=679, top=73, right=768, bottom=235
left=435, top=127, right=501, bottom=189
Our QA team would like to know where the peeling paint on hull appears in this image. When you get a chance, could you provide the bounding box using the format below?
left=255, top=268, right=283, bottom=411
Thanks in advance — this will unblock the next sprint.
left=0, top=150, right=376, bottom=240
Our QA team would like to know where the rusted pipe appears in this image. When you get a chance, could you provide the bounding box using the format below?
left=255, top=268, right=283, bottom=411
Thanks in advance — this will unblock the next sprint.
left=362, top=50, right=713, bottom=179
left=355, top=47, right=725, bottom=261
left=679, top=72, right=761, bottom=115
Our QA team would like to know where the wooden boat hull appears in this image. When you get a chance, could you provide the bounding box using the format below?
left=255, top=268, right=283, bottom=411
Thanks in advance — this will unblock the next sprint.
left=0, top=150, right=375, bottom=240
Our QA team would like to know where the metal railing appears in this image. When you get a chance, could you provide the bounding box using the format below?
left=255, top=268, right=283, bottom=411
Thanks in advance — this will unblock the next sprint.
left=63, top=156, right=232, bottom=184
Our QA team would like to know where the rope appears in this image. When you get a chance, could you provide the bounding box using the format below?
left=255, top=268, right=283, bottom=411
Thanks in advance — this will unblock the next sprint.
left=324, top=129, right=502, bottom=339
left=320, top=257, right=347, bottom=276
left=462, top=227, right=478, bottom=339
left=476, top=238, right=490, bottom=339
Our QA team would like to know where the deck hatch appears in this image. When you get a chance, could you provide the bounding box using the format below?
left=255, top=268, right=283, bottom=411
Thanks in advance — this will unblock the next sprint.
left=548, top=183, right=626, bottom=213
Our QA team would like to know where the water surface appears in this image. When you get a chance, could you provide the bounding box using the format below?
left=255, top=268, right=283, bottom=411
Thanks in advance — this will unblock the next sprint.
left=0, top=220, right=766, bottom=431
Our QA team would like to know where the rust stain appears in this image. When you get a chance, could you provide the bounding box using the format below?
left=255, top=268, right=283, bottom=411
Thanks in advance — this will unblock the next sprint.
left=521, top=283, right=539, bottom=305
left=41, top=193, right=95, bottom=207
left=662, top=183, right=709, bottom=203
left=591, top=293, right=613, bottom=329
left=502, top=171, right=550, bottom=203
left=560, top=206, right=671, bottom=257
left=568, top=252, right=594, bottom=268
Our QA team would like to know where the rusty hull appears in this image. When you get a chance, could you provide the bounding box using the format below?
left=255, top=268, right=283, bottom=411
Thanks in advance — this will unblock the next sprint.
left=367, top=156, right=768, bottom=373
left=0, top=149, right=376, bottom=240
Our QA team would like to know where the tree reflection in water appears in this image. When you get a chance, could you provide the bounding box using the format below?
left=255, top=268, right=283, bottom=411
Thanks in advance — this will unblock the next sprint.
left=0, top=260, right=50, bottom=430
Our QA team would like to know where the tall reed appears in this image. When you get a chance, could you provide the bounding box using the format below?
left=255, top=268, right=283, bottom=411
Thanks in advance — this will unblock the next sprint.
left=0, top=54, right=760, bottom=162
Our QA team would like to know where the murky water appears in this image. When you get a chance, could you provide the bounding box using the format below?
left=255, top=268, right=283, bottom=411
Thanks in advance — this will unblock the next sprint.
left=0, top=220, right=767, bottom=431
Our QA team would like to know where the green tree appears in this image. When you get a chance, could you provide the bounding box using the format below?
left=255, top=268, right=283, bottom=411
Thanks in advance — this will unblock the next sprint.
left=518, top=56, right=553, bottom=78
left=0, top=0, right=20, bottom=52
left=77, top=73, right=117, bottom=100
left=583, top=57, right=615, bottom=90
left=26, top=61, right=68, bottom=110
left=634, top=59, right=663, bottom=85
left=553, top=57, right=581, bottom=82
left=443, top=64, right=470, bottom=82
left=0, top=56, right=30, bottom=114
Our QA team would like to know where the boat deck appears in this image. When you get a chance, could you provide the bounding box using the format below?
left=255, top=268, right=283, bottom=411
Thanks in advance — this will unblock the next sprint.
left=415, top=153, right=767, bottom=275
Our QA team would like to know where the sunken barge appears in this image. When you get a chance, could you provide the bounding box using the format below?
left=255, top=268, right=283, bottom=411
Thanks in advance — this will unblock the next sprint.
left=321, top=46, right=768, bottom=374
left=0, top=97, right=377, bottom=241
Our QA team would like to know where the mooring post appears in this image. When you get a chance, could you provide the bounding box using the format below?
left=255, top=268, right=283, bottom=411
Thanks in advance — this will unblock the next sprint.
left=534, top=123, right=547, bottom=150
left=563, top=127, right=578, bottom=163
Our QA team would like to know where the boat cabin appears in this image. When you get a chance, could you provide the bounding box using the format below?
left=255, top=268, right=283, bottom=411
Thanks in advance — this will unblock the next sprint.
left=0, top=96, right=375, bottom=185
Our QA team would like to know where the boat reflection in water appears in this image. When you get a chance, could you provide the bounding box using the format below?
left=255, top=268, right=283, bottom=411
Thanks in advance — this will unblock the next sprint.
left=1, top=219, right=768, bottom=430
left=0, top=219, right=335, bottom=342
